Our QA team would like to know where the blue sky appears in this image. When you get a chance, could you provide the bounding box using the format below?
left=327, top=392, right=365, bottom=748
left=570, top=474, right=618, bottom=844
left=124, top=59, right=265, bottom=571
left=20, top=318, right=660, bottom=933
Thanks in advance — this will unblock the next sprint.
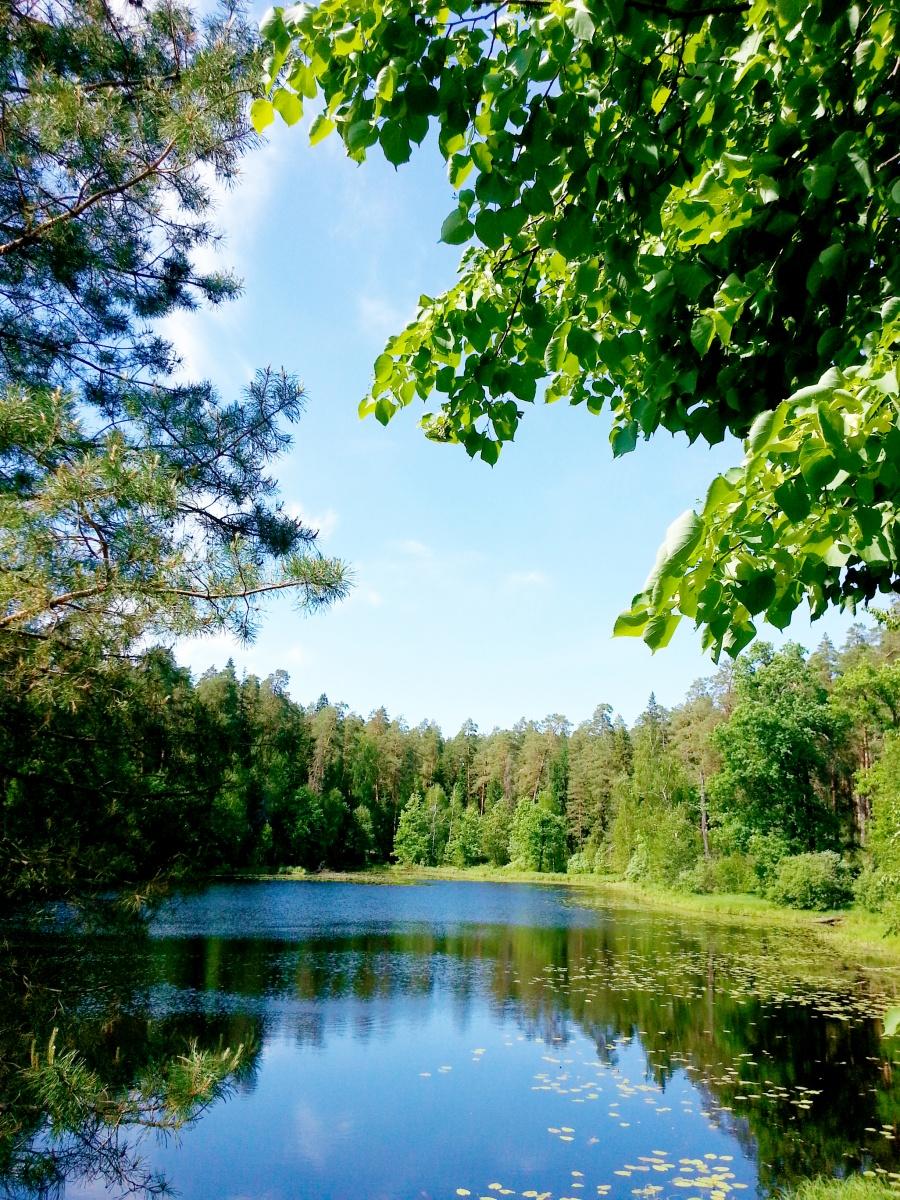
left=170, top=72, right=866, bottom=733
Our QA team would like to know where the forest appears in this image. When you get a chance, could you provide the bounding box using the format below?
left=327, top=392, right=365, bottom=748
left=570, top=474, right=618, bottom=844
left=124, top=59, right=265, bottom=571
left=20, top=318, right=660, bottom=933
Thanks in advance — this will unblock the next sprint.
left=2, top=1, right=900, bottom=1197
left=4, top=614, right=899, bottom=919
left=0, top=0, right=897, bottom=910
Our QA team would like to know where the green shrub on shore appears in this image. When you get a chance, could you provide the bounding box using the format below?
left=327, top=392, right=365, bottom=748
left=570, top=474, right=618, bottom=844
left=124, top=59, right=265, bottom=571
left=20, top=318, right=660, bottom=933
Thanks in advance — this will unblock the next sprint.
left=767, top=852, right=855, bottom=912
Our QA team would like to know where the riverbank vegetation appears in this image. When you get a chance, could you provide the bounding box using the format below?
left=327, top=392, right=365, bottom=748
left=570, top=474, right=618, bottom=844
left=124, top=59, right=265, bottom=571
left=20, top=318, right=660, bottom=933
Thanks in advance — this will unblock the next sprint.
left=5, top=615, right=900, bottom=935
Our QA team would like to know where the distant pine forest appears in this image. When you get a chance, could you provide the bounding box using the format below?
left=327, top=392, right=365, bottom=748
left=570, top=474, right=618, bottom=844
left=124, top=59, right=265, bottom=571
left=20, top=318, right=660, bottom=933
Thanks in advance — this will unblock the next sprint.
left=3, top=614, right=899, bottom=919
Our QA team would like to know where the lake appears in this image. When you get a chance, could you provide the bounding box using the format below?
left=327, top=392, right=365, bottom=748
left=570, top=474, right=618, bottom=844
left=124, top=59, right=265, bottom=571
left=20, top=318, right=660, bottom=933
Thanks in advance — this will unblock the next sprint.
left=2, top=880, right=899, bottom=1199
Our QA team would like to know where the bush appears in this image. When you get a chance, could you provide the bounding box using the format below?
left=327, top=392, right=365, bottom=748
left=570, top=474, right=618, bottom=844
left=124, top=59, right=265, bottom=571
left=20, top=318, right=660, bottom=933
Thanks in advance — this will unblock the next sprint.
left=853, top=865, right=897, bottom=913
left=677, top=853, right=758, bottom=895
left=444, top=805, right=483, bottom=867
left=859, top=733, right=900, bottom=877
left=481, top=801, right=512, bottom=866
left=711, top=852, right=759, bottom=894
left=746, top=830, right=794, bottom=890
left=624, top=843, right=650, bottom=882
left=567, top=849, right=596, bottom=875
left=767, top=851, right=854, bottom=911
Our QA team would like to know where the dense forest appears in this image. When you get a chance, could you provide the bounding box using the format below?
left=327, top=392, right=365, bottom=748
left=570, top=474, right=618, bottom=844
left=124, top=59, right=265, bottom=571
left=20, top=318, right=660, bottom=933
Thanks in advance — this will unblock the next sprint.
left=4, top=614, right=899, bottom=917
left=0, top=0, right=897, bottom=922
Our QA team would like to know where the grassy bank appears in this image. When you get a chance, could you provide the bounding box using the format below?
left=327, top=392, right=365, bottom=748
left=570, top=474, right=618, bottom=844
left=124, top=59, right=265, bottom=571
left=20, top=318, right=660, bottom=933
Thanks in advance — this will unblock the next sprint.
left=231, top=863, right=900, bottom=963
left=785, top=1177, right=900, bottom=1200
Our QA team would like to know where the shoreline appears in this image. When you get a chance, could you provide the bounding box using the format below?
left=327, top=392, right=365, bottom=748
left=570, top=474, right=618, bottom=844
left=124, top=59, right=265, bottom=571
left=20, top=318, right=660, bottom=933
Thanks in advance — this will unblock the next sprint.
left=221, top=864, right=900, bottom=966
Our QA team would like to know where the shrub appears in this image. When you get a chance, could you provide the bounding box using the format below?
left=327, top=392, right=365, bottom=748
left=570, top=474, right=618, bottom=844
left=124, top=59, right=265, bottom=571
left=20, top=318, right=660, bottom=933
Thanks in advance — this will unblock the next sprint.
left=393, top=792, right=431, bottom=866
left=567, top=849, right=596, bottom=875
left=676, top=852, right=757, bottom=895
left=767, top=851, right=854, bottom=911
left=680, top=853, right=759, bottom=895
left=676, top=860, right=714, bottom=893
left=746, top=830, right=794, bottom=890
left=624, top=843, right=650, bottom=882
left=853, top=865, right=897, bottom=913
left=712, top=852, right=759, bottom=894
left=444, top=805, right=483, bottom=867
left=859, top=734, right=900, bottom=877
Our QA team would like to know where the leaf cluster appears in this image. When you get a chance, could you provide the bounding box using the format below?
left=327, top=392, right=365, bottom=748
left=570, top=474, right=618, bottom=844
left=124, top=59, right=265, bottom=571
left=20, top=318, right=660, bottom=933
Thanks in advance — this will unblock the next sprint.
left=259, top=0, right=900, bottom=650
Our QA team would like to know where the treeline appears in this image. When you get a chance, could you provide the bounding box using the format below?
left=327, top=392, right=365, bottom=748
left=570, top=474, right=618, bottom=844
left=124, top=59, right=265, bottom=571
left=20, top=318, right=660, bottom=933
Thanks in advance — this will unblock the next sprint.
left=3, top=615, right=900, bottom=914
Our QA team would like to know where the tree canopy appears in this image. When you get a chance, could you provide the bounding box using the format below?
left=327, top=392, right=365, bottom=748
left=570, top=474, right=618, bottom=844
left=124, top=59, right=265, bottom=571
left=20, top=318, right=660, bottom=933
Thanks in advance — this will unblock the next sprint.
left=0, top=0, right=347, bottom=655
left=258, top=0, right=899, bottom=656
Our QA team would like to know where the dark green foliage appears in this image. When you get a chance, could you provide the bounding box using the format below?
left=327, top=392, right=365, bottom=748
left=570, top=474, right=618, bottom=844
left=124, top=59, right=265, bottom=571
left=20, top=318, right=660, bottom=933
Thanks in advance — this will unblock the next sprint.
left=711, top=645, right=845, bottom=853
left=3, top=610, right=900, bottom=906
left=481, top=801, right=513, bottom=867
left=445, top=802, right=483, bottom=867
left=859, top=734, right=900, bottom=878
left=0, top=0, right=252, bottom=403
left=261, top=0, right=900, bottom=654
left=508, top=801, right=567, bottom=873
left=0, top=0, right=347, bottom=652
left=853, top=866, right=896, bottom=915
left=0, top=642, right=226, bottom=899
left=766, top=852, right=854, bottom=912
left=393, top=791, right=432, bottom=866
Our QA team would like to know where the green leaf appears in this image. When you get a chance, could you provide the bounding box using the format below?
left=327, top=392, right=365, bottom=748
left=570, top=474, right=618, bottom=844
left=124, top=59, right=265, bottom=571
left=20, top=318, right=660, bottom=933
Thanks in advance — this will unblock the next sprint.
left=703, top=474, right=738, bottom=515
left=374, top=353, right=393, bottom=385
left=735, top=573, right=776, bottom=615
left=799, top=447, right=839, bottom=490
left=259, top=7, right=286, bottom=43
left=475, top=208, right=505, bottom=250
left=288, top=62, right=317, bottom=98
left=544, top=323, right=570, bottom=372
left=250, top=98, right=275, bottom=133
left=774, top=477, right=811, bottom=522
left=272, top=88, right=302, bottom=126
left=690, top=313, right=715, bottom=357
left=480, top=438, right=500, bottom=465
left=380, top=121, right=411, bottom=165
left=613, top=602, right=651, bottom=638
left=611, top=423, right=638, bottom=457
left=440, top=207, right=474, bottom=245
left=885, top=1007, right=900, bottom=1038
left=346, top=120, right=377, bottom=153
left=375, top=63, right=396, bottom=101
left=374, top=398, right=395, bottom=426
left=309, top=115, right=335, bottom=145
left=566, top=0, right=596, bottom=41
left=747, top=407, right=786, bottom=455
left=644, top=612, right=681, bottom=651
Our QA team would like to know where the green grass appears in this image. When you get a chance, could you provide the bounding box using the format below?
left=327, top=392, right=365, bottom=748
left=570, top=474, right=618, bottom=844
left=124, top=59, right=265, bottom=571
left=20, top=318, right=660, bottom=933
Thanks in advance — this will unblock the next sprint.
left=782, top=1176, right=900, bottom=1200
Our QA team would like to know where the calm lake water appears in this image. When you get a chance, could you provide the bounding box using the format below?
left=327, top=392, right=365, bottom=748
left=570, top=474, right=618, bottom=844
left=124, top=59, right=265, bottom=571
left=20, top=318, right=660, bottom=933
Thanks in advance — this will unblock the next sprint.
left=3, top=880, right=900, bottom=1200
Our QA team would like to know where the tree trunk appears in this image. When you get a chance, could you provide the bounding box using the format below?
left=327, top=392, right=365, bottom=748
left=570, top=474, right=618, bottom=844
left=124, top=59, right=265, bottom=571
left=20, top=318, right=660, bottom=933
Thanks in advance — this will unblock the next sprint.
left=699, top=770, right=710, bottom=860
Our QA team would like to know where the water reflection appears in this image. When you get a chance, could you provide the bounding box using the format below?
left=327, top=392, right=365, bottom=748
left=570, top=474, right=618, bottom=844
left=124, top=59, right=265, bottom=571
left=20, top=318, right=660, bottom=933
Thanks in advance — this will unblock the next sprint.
left=1, top=882, right=899, bottom=1200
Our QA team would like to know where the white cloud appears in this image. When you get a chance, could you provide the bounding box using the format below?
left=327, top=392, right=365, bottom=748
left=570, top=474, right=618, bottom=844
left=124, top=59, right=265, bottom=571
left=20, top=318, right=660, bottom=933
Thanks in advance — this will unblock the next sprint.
left=356, top=292, right=412, bottom=340
left=284, top=643, right=309, bottom=666
left=392, top=538, right=433, bottom=559
left=287, top=501, right=339, bottom=543
left=505, top=569, right=550, bottom=588
left=176, top=630, right=245, bottom=678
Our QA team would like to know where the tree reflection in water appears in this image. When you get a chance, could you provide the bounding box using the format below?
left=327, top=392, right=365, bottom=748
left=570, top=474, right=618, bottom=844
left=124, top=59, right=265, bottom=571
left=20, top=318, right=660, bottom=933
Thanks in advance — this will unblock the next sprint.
left=1, top=883, right=899, bottom=1199
left=0, top=907, right=260, bottom=1199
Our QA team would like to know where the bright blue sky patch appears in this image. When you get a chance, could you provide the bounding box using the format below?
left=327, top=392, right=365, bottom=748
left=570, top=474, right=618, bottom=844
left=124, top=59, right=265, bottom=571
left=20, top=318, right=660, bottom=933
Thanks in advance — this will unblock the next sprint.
left=171, top=63, right=863, bottom=732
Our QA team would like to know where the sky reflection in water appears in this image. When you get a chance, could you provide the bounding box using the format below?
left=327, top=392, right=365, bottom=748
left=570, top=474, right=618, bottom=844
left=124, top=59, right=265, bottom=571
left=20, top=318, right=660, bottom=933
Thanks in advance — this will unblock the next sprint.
left=7, top=881, right=900, bottom=1200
